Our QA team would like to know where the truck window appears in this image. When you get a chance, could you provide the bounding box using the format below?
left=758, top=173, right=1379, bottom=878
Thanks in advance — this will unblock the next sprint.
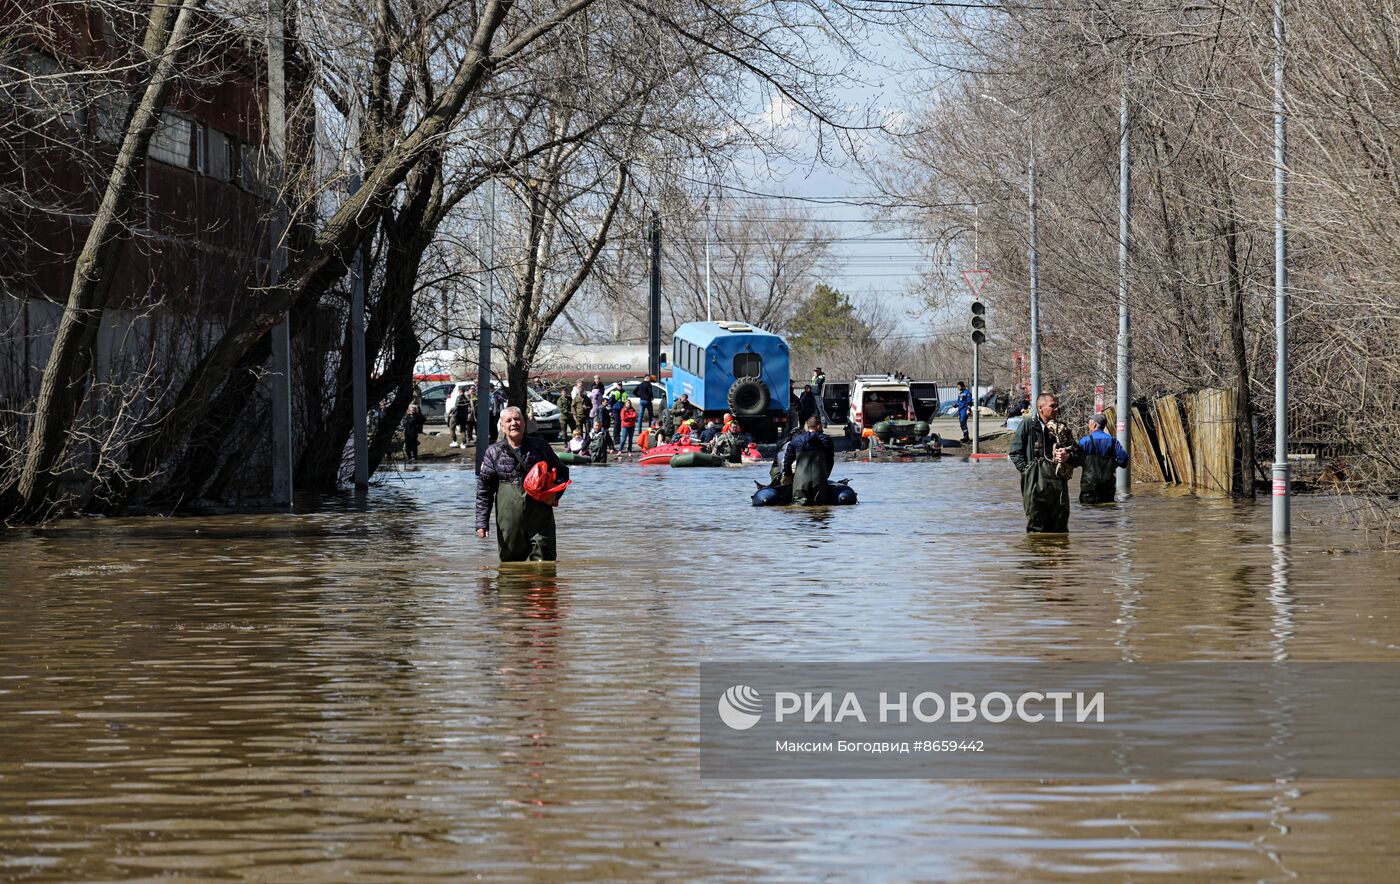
left=733, top=352, right=761, bottom=378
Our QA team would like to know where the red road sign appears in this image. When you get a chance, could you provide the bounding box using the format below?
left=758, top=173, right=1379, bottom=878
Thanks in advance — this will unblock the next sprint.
left=961, top=269, right=991, bottom=298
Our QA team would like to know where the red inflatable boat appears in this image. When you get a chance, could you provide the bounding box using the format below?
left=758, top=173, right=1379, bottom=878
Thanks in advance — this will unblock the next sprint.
left=638, top=442, right=703, bottom=465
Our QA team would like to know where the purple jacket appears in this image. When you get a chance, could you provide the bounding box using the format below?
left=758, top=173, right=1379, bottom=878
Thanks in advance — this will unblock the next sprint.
left=475, top=435, right=569, bottom=532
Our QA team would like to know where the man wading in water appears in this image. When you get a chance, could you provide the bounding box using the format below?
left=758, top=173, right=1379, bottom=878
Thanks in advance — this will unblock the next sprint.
left=475, top=406, right=570, bottom=561
left=1008, top=393, right=1083, bottom=533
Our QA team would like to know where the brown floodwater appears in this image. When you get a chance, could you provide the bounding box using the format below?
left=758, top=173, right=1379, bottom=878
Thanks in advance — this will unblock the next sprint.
left=1, top=457, right=1397, bottom=880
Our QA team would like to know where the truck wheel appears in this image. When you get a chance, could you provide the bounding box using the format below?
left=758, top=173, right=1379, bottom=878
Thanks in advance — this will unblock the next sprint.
left=728, top=376, right=770, bottom=416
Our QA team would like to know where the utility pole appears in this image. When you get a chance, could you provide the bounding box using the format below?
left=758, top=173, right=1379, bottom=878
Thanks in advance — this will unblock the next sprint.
left=266, top=0, right=293, bottom=507
left=972, top=342, right=981, bottom=455
left=970, top=301, right=986, bottom=455
left=475, top=178, right=495, bottom=471
left=1027, top=128, right=1041, bottom=400
left=648, top=211, right=661, bottom=378
left=980, top=94, right=1039, bottom=401
left=704, top=229, right=712, bottom=322
left=1272, top=0, right=1291, bottom=541
left=349, top=173, right=368, bottom=491
left=1116, top=88, right=1132, bottom=498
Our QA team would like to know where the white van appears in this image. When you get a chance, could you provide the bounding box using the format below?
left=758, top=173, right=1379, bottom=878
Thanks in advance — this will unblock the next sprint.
left=848, top=374, right=917, bottom=436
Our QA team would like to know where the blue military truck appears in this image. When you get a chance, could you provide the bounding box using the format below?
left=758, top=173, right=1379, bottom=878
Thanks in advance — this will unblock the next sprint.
left=665, top=321, right=791, bottom=442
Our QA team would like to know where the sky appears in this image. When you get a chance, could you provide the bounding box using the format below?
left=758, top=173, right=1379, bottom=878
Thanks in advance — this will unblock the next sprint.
left=703, top=20, right=944, bottom=335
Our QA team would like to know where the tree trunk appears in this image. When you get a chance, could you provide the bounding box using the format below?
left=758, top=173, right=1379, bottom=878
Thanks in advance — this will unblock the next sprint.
left=120, top=0, right=516, bottom=490
left=3, top=0, right=205, bottom=523
left=1220, top=173, right=1257, bottom=500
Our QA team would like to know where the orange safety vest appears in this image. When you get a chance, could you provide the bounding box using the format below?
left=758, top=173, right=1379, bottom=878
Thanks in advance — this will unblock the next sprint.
left=638, top=427, right=652, bottom=450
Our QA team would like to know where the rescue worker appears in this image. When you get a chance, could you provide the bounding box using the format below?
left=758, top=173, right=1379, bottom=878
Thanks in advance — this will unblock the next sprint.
left=785, top=416, right=835, bottom=505
left=559, top=384, right=574, bottom=437
left=811, top=367, right=830, bottom=425
left=955, top=381, right=973, bottom=443
left=1008, top=393, right=1083, bottom=533
left=671, top=394, right=699, bottom=428
left=570, top=380, right=591, bottom=442
left=1077, top=413, right=1129, bottom=504
left=475, top=406, right=570, bottom=562
left=587, top=419, right=617, bottom=463
left=709, top=419, right=748, bottom=464
left=608, top=382, right=627, bottom=438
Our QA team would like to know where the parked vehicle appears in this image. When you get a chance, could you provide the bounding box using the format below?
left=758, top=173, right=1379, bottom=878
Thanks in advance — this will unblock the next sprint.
left=417, top=381, right=562, bottom=439
left=909, top=380, right=942, bottom=423
left=821, top=381, right=850, bottom=425
left=666, top=320, right=791, bottom=442
left=848, top=374, right=917, bottom=438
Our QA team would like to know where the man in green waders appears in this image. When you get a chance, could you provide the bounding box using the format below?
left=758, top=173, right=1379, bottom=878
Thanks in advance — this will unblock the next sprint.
left=1008, top=393, right=1083, bottom=533
left=475, top=406, right=570, bottom=561
left=785, top=416, right=835, bottom=505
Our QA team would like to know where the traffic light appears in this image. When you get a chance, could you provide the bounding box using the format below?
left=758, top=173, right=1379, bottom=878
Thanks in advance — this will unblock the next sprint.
left=970, top=300, right=986, bottom=345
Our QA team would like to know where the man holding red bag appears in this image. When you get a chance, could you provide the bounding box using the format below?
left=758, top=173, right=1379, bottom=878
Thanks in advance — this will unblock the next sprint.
left=475, top=406, right=570, bottom=562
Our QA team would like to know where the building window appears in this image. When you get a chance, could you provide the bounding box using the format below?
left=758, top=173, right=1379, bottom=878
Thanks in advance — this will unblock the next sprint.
left=225, top=134, right=241, bottom=185
left=93, top=89, right=128, bottom=143
left=25, top=51, right=86, bottom=131
left=192, top=122, right=208, bottom=173
left=149, top=113, right=192, bottom=167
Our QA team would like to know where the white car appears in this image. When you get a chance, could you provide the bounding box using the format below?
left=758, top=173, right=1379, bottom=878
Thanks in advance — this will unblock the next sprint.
left=847, top=374, right=917, bottom=435
left=418, top=381, right=562, bottom=440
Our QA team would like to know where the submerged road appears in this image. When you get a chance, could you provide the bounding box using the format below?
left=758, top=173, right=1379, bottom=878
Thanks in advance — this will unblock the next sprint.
left=1, top=457, right=1397, bottom=879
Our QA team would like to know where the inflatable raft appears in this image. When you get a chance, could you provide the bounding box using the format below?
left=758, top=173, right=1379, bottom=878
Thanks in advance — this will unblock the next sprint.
left=638, top=442, right=702, bottom=465
left=752, top=480, right=859, bottom=506
left=671, top=451, right=726, bottom=468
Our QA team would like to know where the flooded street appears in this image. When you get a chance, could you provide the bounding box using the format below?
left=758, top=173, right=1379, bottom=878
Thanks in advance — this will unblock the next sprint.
left=2, top=457, right=1398, bottom=880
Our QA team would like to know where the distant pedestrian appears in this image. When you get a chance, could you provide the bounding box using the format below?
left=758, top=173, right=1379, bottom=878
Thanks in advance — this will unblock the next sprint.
left=1077, top=414, right=1129, bottom=504
left=401, top=404, right=425, bottom=461
left=811, top=367, right=830, bottom=425
left=619, top=401, right=638, bottom=452
left=956, top=381, right=973, bottom=443
left=1008, top=393, right=1083, bottom=533
left=475, top=406, right=570, bottom=562
left=590, top=381, right=605, bottom=428
left=451, top=398, right=474, bottom=448
left=797, top=383, right=818, bottom=426
left=634, top=375, right=657, bottom=424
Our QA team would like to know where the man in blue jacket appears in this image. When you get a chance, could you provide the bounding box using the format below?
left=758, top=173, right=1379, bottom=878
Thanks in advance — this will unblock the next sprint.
left=955, top=381, right=973, bottom=443
left=1077, top=413, right=1129, bottom=504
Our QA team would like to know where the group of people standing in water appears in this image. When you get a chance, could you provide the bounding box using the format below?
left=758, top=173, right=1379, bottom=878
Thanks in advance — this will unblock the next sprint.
left=474, top=388, right=1132, bottom=563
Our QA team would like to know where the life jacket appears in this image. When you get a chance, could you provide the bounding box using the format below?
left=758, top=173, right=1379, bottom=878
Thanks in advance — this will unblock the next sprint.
left=523, top=460, right=570, bottom=506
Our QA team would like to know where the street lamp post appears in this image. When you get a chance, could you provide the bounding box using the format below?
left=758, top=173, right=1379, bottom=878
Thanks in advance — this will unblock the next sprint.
left=1272, top=0, right=1291, bottom=541
left=983, top=94, right=1040, bottom=400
